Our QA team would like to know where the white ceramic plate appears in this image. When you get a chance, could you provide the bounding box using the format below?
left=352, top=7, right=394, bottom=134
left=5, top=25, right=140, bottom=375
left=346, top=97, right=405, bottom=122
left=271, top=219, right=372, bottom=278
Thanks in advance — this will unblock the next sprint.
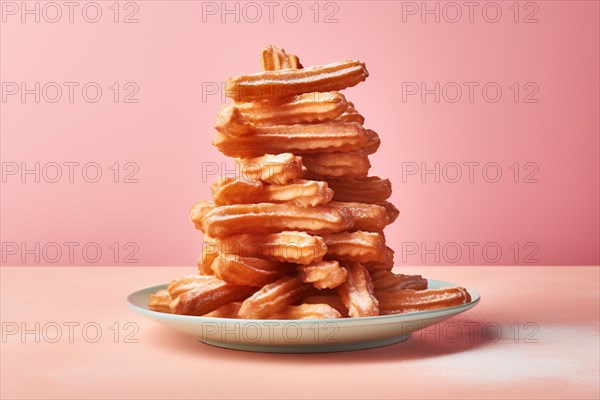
left=127, top=279, right=480, bottom=353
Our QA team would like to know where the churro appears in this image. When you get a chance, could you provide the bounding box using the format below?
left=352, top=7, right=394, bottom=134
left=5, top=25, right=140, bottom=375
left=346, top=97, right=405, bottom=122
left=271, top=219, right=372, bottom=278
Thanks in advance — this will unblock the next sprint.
left=261, top=45, right=302, bottom=71
left=235, top=92, right=348, bottom=125
left=378, top=201, right=400, bottom=224
left=302, top=151, right=371, bottom=179
left=203, top=302, right=243, bottom=318
left=211, top=178, right=333, bottom=207
left=302, top=294, right=349, bottom=317
left=297, top=260, right=348, bottom=289
left=337, top=262, right=379, bottom=317
left=238, top=276, right=310, bottom=319
left=213, top=122, right=370, bottom=158
left=270, top=303, right=341, bottom=319
left=329, top=201, right=390, bottom=231
left=190, top=201, right=215, bottom=230
left=370, top=270, right=428, bottom=291
left=362, top=129, right=381, bottom=154
left=335, top=101, right=365, bottom=125
left=212, top=255, right=288, bottom=287
left=200, top=203, right=353, bottom=238
left=218, top=231, right=327, bottom=265
left=375, top=287, right=471, bottom=315
left=148, top=289, right=171, bottom=313
left=364, top=247, right=395, bottom=272
left=198, top=237, right=219, bottom=275
left=237, top=153, right=304, bottom=185
left=225, top=60, right=368, bottom=102
left=168, top=275, right=255, bottom=316
left=327, top=177, right=392, bottom=203
left=323, top=231, right=386, bottom=263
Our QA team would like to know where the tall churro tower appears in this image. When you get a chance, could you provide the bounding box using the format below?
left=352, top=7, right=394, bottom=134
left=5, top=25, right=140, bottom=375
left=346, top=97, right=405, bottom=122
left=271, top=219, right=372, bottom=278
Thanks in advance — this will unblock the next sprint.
left=149, top=46, right=470, bottom=318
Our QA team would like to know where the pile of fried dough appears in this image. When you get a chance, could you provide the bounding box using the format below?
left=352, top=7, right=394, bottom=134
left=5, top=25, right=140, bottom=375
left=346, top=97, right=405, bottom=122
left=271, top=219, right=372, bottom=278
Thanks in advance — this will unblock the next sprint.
left=149, top=46, right=471, bottom=319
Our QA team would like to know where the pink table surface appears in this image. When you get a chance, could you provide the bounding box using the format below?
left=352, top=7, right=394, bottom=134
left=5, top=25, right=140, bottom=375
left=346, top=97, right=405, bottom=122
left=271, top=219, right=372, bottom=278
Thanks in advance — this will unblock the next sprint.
left=1, top=266, right=599, bottom=399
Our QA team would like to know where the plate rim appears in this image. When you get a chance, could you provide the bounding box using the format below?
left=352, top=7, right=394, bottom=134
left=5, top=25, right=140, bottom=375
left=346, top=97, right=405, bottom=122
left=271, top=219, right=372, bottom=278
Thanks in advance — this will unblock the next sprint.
left=127, top=279, right=480, bottom=324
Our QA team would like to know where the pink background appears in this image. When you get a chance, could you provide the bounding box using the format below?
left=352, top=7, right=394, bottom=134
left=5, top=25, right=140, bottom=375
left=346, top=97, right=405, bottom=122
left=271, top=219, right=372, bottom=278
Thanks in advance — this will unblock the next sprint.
left=1, top=1, right=599, bottom=266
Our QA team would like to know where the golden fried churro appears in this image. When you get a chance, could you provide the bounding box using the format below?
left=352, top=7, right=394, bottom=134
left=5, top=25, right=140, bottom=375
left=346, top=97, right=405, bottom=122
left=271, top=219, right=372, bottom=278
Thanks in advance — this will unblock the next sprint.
left=198, top=237, right=219, bottom=275
left=237, top=153, right=304, bottom=184
left=168, top=275, right=255, bottom=316
left=270, top=303, right=341, bottom=319
left=363, top=247, right=395, bottom=272
left=362, top=129, right=381, bottom=154
left=327, top=176, right=392, bottom=203
left=323, top=231, right=386, bottom=263
left=215, top=106, right=255, bottom=136
left=337, top=262, right=379, bottom=317
left=238, top=276, right=310, bottom=319
left=329, top=201, right=390, bottom=231
left=225, top=60, right=368, bottom=102
left=203, top=302, right=243, bottom=318
left=219, top=231, right=327, bottom=264
left=212, top=255, right=288, bottom=287
left=261, top=45, right=302, bottom=71
left=335, top=101, right=365, bottom=125
left=211, top=178, right=333, bottom=207
left=297, top=260, right=348, bottom=289
left=302, top=294, right=349, bottom=317
left=377, top=201, right=400, bottom=223
left=302, top=151, right=370, bottom=179
left=214, top=122, right=370, bottom=158
left=375, top=287, right=471, bottom=315
left=262, top=180, right=333, bottom=207
left=190, top=201, right=215, bottom=230
left=210, top=178, right=262, bottom=206
left=370, top=270, right=428, bottom=292
left=201, top=203, right=352, bottom=238
left=235, top=92, right=348, bottom=125
left=148, top=289, right=172, bottom=313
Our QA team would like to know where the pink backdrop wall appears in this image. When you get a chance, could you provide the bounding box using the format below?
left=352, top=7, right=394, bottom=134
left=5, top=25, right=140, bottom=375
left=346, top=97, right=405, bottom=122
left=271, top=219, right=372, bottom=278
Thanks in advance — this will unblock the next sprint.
left=1, top=1, right=598, bottom=266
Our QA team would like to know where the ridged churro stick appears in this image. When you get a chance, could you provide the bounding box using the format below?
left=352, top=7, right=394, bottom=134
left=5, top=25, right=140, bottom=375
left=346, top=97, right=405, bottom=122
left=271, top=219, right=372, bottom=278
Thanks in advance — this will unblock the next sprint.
left=326, top=177, right=392, bottom=203
left=213, top=122, right=370, bottom=158
left=237, top=153, right=304, bottom=185
left=218, top=231, right=328, bottom=265
left=261, top=45, right=302, bottom=71
left=370, top=270, right=428, bottom=292
left=225, top=60, right=368, bottom=102
left=211, top=178, right=333, bottom=207
left=323, top=231, right=386, bottom=263
left=200, top=203, right=353, bottom=238
left=375, top=287, right=471, bottom=315
left=238, top=276, right=310, bottom=319
left=302, top=151, right=371, bottom=179
left=337, top=262, right=379, bottom=317
left=297, top=260, right=348, bottom=289
left=234, top=92, right=348, bottom=126
left=168, top=275, right=255, bottom=316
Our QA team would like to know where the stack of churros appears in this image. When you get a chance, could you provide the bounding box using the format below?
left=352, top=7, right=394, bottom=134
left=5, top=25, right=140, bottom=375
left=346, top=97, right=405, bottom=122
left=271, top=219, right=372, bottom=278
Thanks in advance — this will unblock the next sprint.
left=149, top=46, right=471, bottom=319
